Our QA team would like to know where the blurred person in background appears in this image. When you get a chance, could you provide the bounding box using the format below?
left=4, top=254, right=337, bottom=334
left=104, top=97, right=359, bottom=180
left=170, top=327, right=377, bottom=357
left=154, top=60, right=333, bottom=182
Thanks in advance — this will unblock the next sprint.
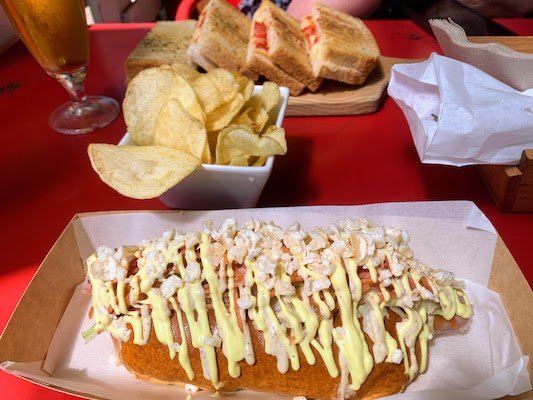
left=452, top=0, right=533, bottom=17
left=238, top=0, right=533, bottom=19
left=238, top=0, right=382, bottom=18
left=0, top=6, right=18, bottom=54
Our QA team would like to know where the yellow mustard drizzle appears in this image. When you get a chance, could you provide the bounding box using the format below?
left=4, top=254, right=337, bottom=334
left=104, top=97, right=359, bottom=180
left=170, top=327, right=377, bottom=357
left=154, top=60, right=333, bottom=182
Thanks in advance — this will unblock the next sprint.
left=330, top=261, right=374, bottom=391
left=345, top=258, right=362, bottom=302
left=401, top=273, right=413, bottom=297
left=248, top=258, right=301, bottom=373
left=178, top=247, right=219, bottom=386
left=365, top=259, right=378, bottom=283
left=288, top=294, right=319, bottom=365
left=366, top=292, right=396, bottom=363
left=323, top=290, right=336, bottom=312
left=456, top=289, right=473, bottom=319
left=312, top=292, right=331, bottom=319
left=85, top=218, right=473, bottom=396
left=199, top=233, right=246, bottom=378
left=142, top=291, right=175, bottom=358
left=410, top=271, right=425, bottom=294
left=417, top=308, right=430, bottom=373
left=438, top=286, right=457, bottom=321
left=376, top=283, right=400, bottom=363
left=310, top=318, right=339, bottom=377
left=391, top=278, right=404, bottom=299
left=396, top=308, right=423, bottom=381
left=168, top=296, right=195, bottom=380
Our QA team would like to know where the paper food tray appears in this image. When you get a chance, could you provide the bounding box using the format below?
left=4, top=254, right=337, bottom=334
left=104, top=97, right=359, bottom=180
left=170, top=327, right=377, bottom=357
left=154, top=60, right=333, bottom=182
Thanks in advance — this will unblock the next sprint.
left=0, top=202, right=531, bottom=399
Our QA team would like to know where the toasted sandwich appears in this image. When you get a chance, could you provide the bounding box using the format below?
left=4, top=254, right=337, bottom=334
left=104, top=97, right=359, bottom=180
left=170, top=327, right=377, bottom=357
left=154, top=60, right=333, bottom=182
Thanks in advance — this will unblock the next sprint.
left=247, top=0, right=322, bottom=96
left=125, top=20, right=198, bottom=85
left=301, top=2, right=380, bottom=85
left=187, top=0, right=259, bottom=81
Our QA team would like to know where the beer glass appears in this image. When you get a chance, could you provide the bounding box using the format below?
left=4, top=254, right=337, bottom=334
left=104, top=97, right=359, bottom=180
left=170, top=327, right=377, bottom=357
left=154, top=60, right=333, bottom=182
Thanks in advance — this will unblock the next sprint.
left=0, top=0, right=120, bottom=135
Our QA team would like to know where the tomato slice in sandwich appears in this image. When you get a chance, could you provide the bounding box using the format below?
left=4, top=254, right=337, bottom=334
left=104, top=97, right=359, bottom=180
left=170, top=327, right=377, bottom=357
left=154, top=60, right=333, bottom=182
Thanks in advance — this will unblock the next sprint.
left=301, top=16, right=319, bottom=49
left=252, top=21, right=269, bottom=52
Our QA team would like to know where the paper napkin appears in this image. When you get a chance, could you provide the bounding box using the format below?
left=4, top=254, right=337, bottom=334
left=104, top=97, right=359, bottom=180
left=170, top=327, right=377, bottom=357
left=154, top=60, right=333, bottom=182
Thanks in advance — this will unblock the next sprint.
left=429, top=18, right=533, bottom=92
left=388, top=53, right=533, bottom=166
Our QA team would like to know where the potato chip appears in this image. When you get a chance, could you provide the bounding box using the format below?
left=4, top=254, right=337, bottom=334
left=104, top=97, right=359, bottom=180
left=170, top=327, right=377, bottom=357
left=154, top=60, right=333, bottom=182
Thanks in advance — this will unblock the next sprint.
left=262, top=126, right=288, bottom=153
left=230, top=108, right=254, bottom=127
left=229, top=155, right=250, bottom=166
left=232, top=72, right=255, bottom=102
left=207, top=131, right=219, bottom=157
left=206, top=93, right=245, bottom=132
left=170, top=63, right=201, bottom=81
left=123, top=67, right=180, bottom=146
left=215, top=125, right=285, bottom=165
left=231, top=107, right=269, bottom=133
left=250, top=155, right=268, bottom=166
left=88, top=144, right=200, bottom=199
left=171, top=64, right=225, bottom=115
left=259, top=81, right=280, bottom=112
left=171, top=70, right=206, bottom=124
left=205, top=68, right=240, bottom=104
left=202, top=140, right=212, bottom=164
left=154, top=98, right=207, bottom=161
left=245, top=81, right=280, bottom=113
left=191, top=75, right=224, bottom=114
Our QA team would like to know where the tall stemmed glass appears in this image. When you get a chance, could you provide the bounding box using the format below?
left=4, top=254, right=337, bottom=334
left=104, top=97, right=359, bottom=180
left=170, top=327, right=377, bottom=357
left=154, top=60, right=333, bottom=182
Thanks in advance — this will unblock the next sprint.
left=0, top=0, right=120, bottom=134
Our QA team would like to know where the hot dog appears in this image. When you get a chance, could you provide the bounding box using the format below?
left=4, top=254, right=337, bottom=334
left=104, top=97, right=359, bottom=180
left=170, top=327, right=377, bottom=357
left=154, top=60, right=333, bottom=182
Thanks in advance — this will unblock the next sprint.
left=83, top=217, right=473, bottom=399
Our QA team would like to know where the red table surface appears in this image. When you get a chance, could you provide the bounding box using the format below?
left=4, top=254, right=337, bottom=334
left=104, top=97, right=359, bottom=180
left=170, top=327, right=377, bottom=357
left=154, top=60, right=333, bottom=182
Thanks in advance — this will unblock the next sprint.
left=0, top=19, right=532, bottom=400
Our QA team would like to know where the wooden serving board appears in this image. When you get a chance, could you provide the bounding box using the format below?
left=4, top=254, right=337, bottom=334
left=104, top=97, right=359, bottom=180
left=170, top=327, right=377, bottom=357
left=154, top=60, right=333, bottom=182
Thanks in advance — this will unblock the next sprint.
left=285, top=56, right=418, bottom=117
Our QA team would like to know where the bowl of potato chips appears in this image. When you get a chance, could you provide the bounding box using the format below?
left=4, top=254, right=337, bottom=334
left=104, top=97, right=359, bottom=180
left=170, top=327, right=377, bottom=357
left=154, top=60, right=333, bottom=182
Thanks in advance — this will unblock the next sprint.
left=88, top=64, right=289, bottom=209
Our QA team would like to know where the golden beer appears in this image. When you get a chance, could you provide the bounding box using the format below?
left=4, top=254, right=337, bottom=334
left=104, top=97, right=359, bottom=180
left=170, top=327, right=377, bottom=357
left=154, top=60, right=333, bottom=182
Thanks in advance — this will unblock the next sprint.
left=0, top=0, right=88, bottom=74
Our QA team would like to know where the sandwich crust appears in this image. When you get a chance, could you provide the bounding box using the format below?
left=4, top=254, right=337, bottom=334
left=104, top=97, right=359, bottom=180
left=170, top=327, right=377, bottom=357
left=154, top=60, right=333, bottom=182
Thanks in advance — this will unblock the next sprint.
left=125, top=20, right=197, bottom=85
left=253, top=0, right=322, bottom=91
left=189, top=0, right=259, bottom=80
left=187, top=42, right=218, bottom=72
left=247, top=42, right=306, bottom=95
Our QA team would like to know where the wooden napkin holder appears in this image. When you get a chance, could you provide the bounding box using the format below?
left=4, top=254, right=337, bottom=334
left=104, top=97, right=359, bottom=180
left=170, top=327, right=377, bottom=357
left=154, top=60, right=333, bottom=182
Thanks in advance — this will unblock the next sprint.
left=477, top=150, right=533, bottom=213
left=458, top=37, right=533, bottom=213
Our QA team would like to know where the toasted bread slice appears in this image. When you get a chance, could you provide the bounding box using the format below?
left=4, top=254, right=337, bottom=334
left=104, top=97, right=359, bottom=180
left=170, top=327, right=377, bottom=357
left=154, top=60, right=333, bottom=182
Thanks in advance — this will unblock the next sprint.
left=125, top=20, right=197, bottom=85
left=247, top=48, right=306, bottom=95
left=187, top=42, right=218, bottom=72
left=188, top=0, right=259, bottom=81
left=301, top=2, right=380, bottom=85
left=252, top=0, right=321, bottom=91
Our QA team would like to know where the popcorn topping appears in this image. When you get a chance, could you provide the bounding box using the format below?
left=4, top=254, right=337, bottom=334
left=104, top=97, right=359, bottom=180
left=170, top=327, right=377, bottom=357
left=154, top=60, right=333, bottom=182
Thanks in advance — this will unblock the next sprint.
left=161, top=275, right=183, bottom=298
left=91, top=246, right=128, bottom=281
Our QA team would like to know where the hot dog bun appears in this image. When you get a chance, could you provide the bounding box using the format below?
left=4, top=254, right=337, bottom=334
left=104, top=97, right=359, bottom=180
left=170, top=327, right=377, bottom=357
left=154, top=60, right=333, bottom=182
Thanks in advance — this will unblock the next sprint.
left=84, top=218, right=473, bottom=399
left=113, top=311, right=413, bottom=399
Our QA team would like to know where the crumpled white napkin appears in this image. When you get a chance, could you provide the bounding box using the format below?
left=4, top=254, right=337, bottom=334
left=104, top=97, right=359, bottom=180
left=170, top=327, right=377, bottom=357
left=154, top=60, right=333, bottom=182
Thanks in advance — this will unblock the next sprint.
left=387, top=53, right=533, bottom=166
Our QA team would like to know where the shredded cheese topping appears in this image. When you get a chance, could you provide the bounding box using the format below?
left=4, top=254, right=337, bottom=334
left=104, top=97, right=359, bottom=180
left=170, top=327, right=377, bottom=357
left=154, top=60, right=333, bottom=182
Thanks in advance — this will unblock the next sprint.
left=85, top=218, right=472, bottom=394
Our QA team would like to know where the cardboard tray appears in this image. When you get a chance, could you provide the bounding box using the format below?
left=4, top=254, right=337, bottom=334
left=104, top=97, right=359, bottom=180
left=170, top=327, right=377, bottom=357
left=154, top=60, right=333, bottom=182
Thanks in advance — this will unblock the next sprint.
left=0, top=206, right=532, bottom=399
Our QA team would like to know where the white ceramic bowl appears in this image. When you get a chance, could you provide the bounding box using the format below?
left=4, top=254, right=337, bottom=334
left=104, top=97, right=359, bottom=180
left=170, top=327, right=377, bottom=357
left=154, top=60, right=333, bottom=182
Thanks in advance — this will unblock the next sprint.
left=119, top=85, right=289, bottom=210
